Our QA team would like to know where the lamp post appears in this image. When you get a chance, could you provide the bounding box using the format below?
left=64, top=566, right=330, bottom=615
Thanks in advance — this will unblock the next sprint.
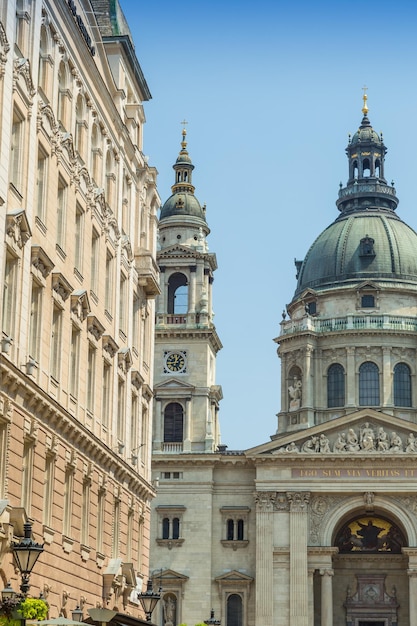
left=204, top=609, right=221, bottom=625
left=72, top=606, right=84, bottom=622
left=12, top=521, right=44, bottom=596
left=137, top=579, right=160, bottom=623
left=0, top=582, right=20, bottom=619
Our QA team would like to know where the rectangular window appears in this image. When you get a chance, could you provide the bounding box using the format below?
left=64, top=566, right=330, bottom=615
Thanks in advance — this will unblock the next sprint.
left=63, top=467, right=74, bottom=537
left=81, top=477, right=91, bottom=546
left=57, top=177, right=68, bottom=250
left=119, top=273, right=127, bottom=335
left=0, top=421, right=8, bottom=499
left=75, top=203, right=84, bottom=273
left=10, top=109, right=24, bottom=190
left=70, top=326, right=80, bottom=398
left=105, top=251, right=114, bottom=314
left=29, top=281, right=42, bottom=362
left=91, top=229, right=100, bottom=296
left=43, top=453, right=55, bottom=527
left=87, top=344, right=96, bottom=413
left=117, top=381, right=125, bottom=442
left=131, top=395, right=139, bottom=451
left=97, top=486, right=105, bottom=554
left=50, top=306, right=63, bottom=380
left=132, top=293, right=140, bottom=352
left=2, top=252, right=18, bottom=339
left=126, top=507, right=134, bottom=562
left=140, top=406, right=148, bottom=466
left=112, top=497, right=120, bottom=557
left=36, top=147, right=48, bottom=222
left=102, top=363, right=111, bottom=429
left=21, top=440, right=34, bottom=514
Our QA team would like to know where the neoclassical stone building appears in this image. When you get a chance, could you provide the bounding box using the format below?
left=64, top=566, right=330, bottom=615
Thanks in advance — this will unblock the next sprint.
left=151, top=98, right=417, bottom=626
left=0, top=0, right=159, bottom=622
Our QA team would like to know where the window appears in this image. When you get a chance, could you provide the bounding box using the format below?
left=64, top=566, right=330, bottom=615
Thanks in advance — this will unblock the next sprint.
left=57, top=177, right=68, bottom=250
left=221, top=507, right=250, bottom=548
left=36, top=147, right=48, bottom=223
left=117, top=380, right=125, bottom=442
left=0, top=420, right=8, bottom=499
left=91, top=124, right=101, bottom=184
left=361, top=294, right=375, bottom=308
left=21, top=438, right=34, bottom=514
left=102, top=362, right=111, bottom=429
left=327, top=364, right=345, bottom=408
left=50, top=306, right=63, bottom=380
left=164, top=403, right=184, bottom=442
left=306, top=301, right=316, bottom=315
left=70, top=326, right=80, bottom=398
left=75, top=94, right=87, bottom=161
left=38, top=25, right=51, bottom=97
left=29, top=281, right=43, bottom=362
left=87, top=344, right=96, bottom=413
left=2, top=252, right=19, bottom=339
left=394, top=363, right=412, bottom=407
left=168, top=273, right=188, bottom=314
left=97, top=485, right=106, bottom=554
left=74, top=204, right=84, bottom=273
left=63, top=465, right=75, bottom=537
left=119, top=273, right=127, bottom=335
left=359, top=361, right=380, bottom=406
left=105, top=251, right=114, bottom=314
left=57, top=61, right=70, bottom=129
left=91, top=229, right=100, bottom=296
left=105, top=151, right=115, bottom=208
left=81, top=475, right=91, bottom=547
left=227, top=594, right=243, bottom=626
left=132, top=293, right=140, bottom=352
left=10, top=109, right=25, bottom=191
left=112, top=495, right=120, bottom=558
left=156, top=506, right=185, bottom=546
left=43, top=452, right=55, bottom=528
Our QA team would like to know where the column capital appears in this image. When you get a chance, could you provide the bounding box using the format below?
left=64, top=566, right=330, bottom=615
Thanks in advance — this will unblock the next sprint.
left=319, top=568, right=334, bottom=577
left=254, top=491, right=276, bottom=512
left=287, top=491, right=310, bottom=512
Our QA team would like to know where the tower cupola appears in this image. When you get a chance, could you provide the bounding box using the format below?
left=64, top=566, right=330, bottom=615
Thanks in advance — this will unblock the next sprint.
left=336, top=93, right=399, bottom=215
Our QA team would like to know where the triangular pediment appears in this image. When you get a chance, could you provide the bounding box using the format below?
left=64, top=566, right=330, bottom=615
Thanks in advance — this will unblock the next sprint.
left=158, top=244, right=199, bottom=258
left=215, top=569, right=254, bottom=583
left=154, top=378, right=195, bottom=391
left=247, top=409, right=417, bottom=457
left=356, top=280, right=379, bottom=291
left=158, top=568, right=189, bottom=582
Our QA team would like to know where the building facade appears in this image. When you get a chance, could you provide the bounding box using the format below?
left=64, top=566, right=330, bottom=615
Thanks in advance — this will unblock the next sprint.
left=151, top=98, right=417, bottom=626
left=0, top=0, right=159, bottom=621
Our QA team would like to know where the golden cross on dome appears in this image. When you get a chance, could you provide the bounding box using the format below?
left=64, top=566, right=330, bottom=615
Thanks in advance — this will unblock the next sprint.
left=181, top=119, right=188, bottom=138
left=362, top=85, right=369, bottom=116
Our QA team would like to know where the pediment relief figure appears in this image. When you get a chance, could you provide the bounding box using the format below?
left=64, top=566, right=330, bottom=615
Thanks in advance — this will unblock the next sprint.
left=272, top=421, right=416, bottom=455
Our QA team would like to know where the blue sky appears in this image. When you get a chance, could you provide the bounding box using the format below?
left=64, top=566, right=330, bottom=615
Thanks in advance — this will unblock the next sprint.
left=120, top=0, right=417, bottom=449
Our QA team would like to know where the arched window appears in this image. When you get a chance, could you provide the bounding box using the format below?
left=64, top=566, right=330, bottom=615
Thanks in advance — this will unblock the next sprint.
left=327, top=364, right=345, bottom=408
left=359, top=362, right=380, bottom=406
left=394, top=363, right=412, bottom=407
left=363, top=158, right=371, bottom=177
left=168, top=273, right=188, bottom=314
left=164, top=403, right=184, bottom=442
left=227, top=594, right=243, bottom=626
left=172, top=518, right=180, bottom=539
left=375, top=158, right=381, bottom=178
left=162, top=518, right=169, bottom=539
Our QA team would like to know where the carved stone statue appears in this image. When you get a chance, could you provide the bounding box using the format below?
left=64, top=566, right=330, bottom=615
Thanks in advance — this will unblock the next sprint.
left=406, top=433, right=417, bottom=453
left=163, top=596, right=176, bottom=626
left=333, top=432, right=347, bottom=453
left=390, top=432, right=403, bottom=453
left=346, top=428, right=360, bottom=452
left=360, top=422, right=375, bottom=451
left=288, top=377, right=302, bottom=411
left=377, top=427, right=389, bottom=452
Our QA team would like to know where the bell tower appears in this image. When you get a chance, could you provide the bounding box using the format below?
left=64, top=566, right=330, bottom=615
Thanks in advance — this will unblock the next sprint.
left=153, top=130, right=223, bottom=454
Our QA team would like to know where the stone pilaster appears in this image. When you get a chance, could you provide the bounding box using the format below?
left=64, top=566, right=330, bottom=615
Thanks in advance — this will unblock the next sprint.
left=287, top=492, right=310, bottom=626
left=183, top=397, right=191, bottom=451
left=254, top=491, right=276, bottom=626
left=189, top=267, right=196, bottom=313
left=304, top=346, right=314, bottom=408
left=319, top=569, right=334, bottom=626
left=346, top=346, right=355, bottom=406
left=308, top=569, right=315, bottom=626
left=382, top=346, right=392, bottom=406
left=403, top=548, right=417, bottom=626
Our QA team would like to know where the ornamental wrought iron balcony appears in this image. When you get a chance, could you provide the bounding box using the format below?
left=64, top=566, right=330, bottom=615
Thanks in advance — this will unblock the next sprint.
left=280, top=314, right=417, bottom=336
left=135, top=248, right=160, bottom=297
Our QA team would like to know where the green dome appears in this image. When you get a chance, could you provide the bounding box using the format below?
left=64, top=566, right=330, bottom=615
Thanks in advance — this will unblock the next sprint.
left=160, top=192, right=206, bottom=221
left=350, top=124, right=381, bottom=145
left=295, top=210, right=417, bottom=296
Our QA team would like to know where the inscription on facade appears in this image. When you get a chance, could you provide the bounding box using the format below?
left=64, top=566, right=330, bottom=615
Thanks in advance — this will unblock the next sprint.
left=293, top=468, right=416, bottom=478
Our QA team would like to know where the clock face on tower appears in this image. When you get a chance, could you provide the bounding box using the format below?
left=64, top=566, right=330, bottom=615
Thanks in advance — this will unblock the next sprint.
left=164, top=351, right=187, bottom=373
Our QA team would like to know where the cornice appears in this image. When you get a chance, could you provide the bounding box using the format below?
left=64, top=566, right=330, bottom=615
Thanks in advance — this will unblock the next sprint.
left=155, top=327, right=223, bottom=352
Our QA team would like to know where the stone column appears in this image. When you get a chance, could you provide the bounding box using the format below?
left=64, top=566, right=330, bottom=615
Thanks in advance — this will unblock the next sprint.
left=183, top=397, right=191, bottom=452
left=346, top=346, right=355, bottom=406
left=254, top=491, right=276, bottom=626
left=403, top=548, right=417, bottom=626
left=308, top=569, right=315, bottom=626
left=304, top=346, right=314, bottom=408
left=154, top=398, right=162, bottom=450
left=287, top=492, right=310, bottom=626
left=382, top=346, right=392, bottom=406
left=189, top=267, right=196, bottom=314
left=319, top=569, right=334, bottom=626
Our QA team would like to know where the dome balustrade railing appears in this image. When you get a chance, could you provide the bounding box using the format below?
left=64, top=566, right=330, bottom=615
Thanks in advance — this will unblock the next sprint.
left=280, top=314, right=417, bottom=336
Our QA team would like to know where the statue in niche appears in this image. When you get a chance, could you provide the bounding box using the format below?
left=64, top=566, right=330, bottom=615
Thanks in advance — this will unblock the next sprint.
left=163, top=596, right=176, bottom=626
left=288, top=377, right=302, bottom=411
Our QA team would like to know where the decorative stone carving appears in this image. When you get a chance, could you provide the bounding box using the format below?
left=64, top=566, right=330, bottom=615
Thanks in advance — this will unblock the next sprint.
left=288, top=377, right=302, bottom=411
left=6, top=209, right=31, bottom=249
left=254, top=491, right=276, bottom=512
left=287, top=491, right=310, bottom=512
left=274, top=492, right=290, bottom=511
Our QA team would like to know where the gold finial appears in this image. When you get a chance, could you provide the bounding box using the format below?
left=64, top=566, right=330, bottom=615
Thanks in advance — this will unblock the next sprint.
left=362, top=85, right=368, bottom=116
left=180, top=119, right=188, bottom=148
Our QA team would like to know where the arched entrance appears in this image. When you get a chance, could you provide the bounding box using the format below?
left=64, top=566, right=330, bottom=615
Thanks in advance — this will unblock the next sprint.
left=331, top=514, right=406, bottom=626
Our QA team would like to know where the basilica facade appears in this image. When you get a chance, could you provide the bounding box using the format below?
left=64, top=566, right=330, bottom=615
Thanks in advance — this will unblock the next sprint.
left=150, top=98, right=417, bottom=626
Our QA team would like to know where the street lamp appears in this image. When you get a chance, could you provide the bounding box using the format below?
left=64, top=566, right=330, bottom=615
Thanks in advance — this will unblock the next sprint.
left=72, top=606, right=84, bottom=622
left=0, top=582, right=20, bottom=618
left=12, top=522, right=44, bottom=596
left=204, top=609, right=221, bottom=625
left=137, top=579, right=160, bottom=622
